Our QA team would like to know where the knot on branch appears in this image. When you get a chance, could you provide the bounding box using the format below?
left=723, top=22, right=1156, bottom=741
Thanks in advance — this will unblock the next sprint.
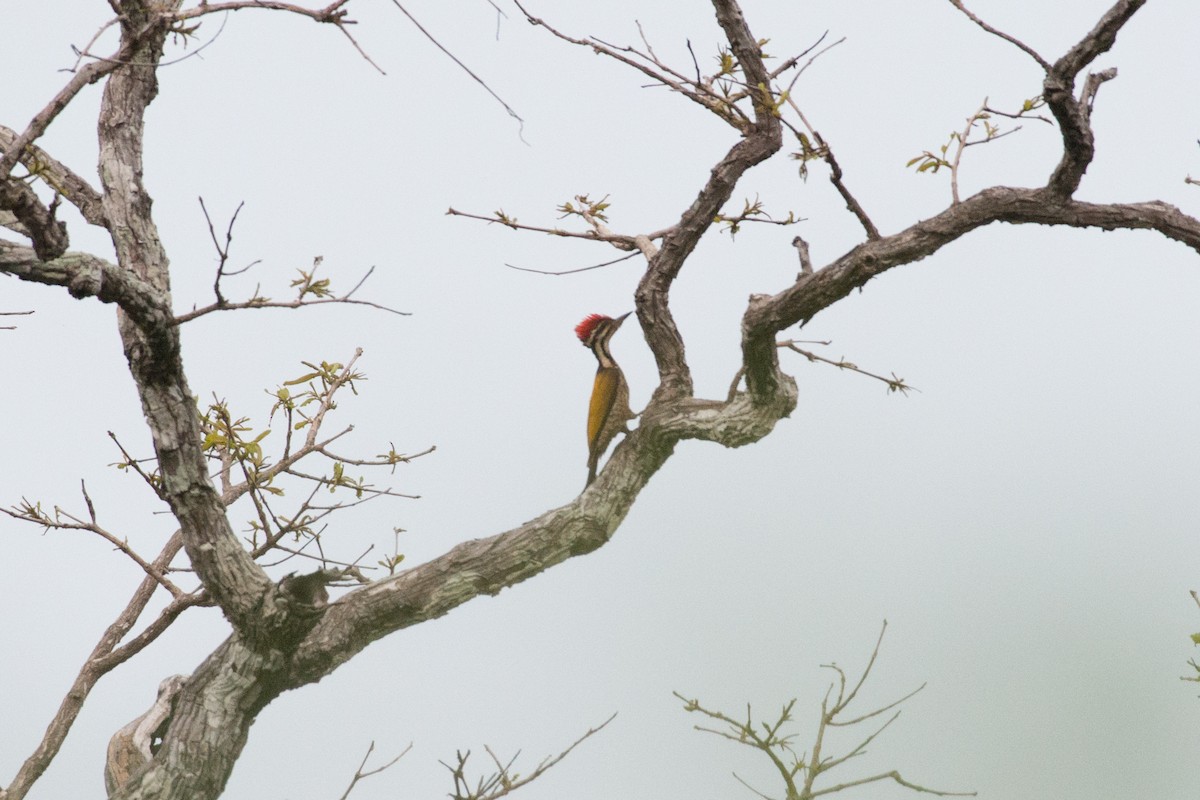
left=0, top=179, right=68, bottom=261
left=104, top=674, right=187, bottom=795
left=316, top=8, right=350, bottom=25
left=67, top=255, right=102, bottom=299
left=258, top=569, right=347, bottom=648
left=279, top=569, right=335, bottom=610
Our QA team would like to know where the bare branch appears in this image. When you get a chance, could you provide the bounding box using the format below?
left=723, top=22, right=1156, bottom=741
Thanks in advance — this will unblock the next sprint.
left=1043, top=0, right=1145, bottom=196
left=811, top=770, right=976, bottom=798
left=389, top=1, right=524, bottom=138
left=947, top=0, right=1051, bottom=70
left=446, top=206, right=650, bottom=250
left=0, top=308, right=35, bottom=330
left=505, top=250, right=641, bottom=275
left=335, top=741, right=412, bottom=800
left=0, top=243, right=172, bottom=333
left=0, top=28, right=142, bottom=179
left=0, top=125, right=107, bottom=228
left=1052, top=0, right=1146, bottom=79
left=515, top=1, right=751, bottom=131
left=638, top=0, right=784, bottom=401
left=175, top=0, right=354, bottom=24
left=172, top=1, right=385, bottom=73
left=175, top=262, right=408, bottom=324
left=2, top=532, right=190, bottom=800
left=819, top=134, right=879, bottom=241
left=0, top=174, right=68, bottom=261
left=779, top=341, right=915, bottom=395
left=441, top=714, right=615, bottom=800
left=108, top=431, right=166, bottom=500
left=742, top=187, right=1200, bottom=402
left=679, top=624, right=971, bottom=799
left=198, top=197, right=247, bottom=307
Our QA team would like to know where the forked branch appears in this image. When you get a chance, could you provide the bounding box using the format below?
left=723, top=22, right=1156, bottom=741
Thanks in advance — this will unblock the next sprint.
left=441, top=714, right=615, bottom=800
left=676, top=623, right=975, bottom=799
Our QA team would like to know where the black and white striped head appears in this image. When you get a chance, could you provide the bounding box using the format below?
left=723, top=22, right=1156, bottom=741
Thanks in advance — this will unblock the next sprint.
left=574, top=311, right=631, bottom=349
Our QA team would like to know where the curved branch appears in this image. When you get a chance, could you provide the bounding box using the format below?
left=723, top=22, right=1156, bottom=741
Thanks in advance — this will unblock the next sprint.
left=95, top=2, right=273, bottom=635
left=742, top=186, right=1200, bottom=395
left=0, top=31, right=141, bottom=179
left=287, top=367, right=802, bottom=688
left=948, top=1, right=1051, bottom=71
left=0, top=125, right=107, bottom=227
left=0, top=243, right=171, bottom=329
left=1052, top=0, right=1146, bottom=78
left=0, top=179, right=68, bottom=260
left=635, top=0, right=784, bottom=403
left=1043, top=0, right=1145, bottom=197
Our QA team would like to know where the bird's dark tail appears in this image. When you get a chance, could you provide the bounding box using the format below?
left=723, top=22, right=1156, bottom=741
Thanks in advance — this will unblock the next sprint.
left=586, top=457, right=598, bottom=487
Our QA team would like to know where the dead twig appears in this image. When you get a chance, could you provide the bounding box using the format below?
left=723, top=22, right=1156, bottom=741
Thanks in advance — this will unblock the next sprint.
left=335, top=741, right=412, bottom=800
left=504, top=250, right=641, bottom=276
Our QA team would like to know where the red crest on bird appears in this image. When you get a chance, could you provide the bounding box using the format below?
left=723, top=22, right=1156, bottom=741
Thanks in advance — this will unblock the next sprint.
left=574, top=313, right=609, bottom=343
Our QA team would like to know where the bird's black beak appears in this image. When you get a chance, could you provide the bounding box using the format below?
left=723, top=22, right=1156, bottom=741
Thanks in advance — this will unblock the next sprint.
left=614, top=311, right=633, bottom=328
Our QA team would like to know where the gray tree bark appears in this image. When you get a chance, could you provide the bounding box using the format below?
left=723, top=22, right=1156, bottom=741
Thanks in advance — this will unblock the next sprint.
left=1, top=0, right=1195, bottom=798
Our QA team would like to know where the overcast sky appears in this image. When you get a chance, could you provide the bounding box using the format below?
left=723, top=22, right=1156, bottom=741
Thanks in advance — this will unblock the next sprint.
left=3, top=1, right=1199, bottom=799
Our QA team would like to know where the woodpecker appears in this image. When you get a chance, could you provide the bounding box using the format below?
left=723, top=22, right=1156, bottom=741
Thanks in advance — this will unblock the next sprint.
left=575, top=311, right=635, bottom=487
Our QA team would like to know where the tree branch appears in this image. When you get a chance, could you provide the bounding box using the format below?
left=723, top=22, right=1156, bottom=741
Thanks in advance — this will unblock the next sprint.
left=2, top=534, right=187, bottom=800
left=742, top=186, right=1200, bottom=402
left=174, top=0, right=353, bottom=23
left=1043, top=0, right=1145, bottom=196
left=635, top=0, right=783, bottom=403
left=0, top=30, right=142, bottom=179
left=0, top=125, right=107, bottom=227
left=96, top=0, right=274, bottom=637
left=947, top=1, right=1051, bottom=71
left=0, top=243, right=172, bottom=329
left=1052, top=0, right=1146, bottom=78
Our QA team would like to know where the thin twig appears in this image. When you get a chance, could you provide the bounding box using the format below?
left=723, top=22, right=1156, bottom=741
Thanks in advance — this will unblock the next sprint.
left=441, top=714, right=616, bottom=800
left=390, top=1, right=525, bottom=140
left=446, top=206, right=659, bottom=249
left=779, top=340, right=915, bottom=394
left=0, top=309, right=35, bottom=330
left=0, top=27, right=145, bottom=177
left=504, top=250, right=641, bottom=276
left=174, top=265, right=408, bottom=323
left=335, top=741, right=412, bottom=800
left=947, top=0, right=1051, bottom=71
left=514, top=0, right=750, bottom=130
left=176, top=0, right=354, bottom=23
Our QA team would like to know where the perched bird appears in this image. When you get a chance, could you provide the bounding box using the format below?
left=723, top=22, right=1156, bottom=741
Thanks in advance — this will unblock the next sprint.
left=575, top=311, right=635, bottom=487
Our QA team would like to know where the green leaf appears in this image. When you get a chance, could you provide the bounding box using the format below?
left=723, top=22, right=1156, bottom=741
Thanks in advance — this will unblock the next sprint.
left=283, top=372, right=322, bottom=386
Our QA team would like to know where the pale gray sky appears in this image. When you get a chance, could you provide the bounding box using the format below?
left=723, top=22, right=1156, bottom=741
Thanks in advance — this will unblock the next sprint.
left=2, top=1, right=1199, bottom=799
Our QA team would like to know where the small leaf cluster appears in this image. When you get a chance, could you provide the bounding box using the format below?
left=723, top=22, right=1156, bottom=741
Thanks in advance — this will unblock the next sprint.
left=492, top=209, right=519, bottom=228
left=556, top=193, right=611, bottom=223
left=271, top=358, right=365, bottom=432
left=907, top=95, right=1046, bottom=177
left=789, top=132, right=829, bottom=181
left=290, top=255, right=334, bottom=300
left=201, top=399, right=273, bottom=479
left=714, top=195, right=799, bottom=238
